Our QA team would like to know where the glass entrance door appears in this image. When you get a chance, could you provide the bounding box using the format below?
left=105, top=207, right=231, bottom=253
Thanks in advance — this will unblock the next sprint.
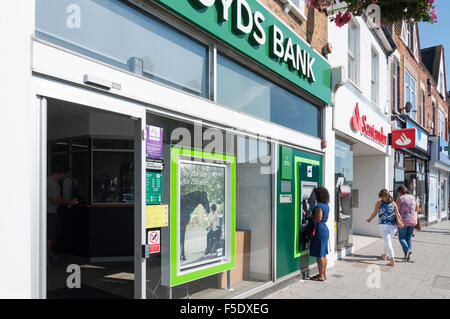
left=37, top=91, right=146, bottom=299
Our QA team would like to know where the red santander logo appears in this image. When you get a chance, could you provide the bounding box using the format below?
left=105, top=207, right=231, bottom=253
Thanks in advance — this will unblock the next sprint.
left=350, top=103, right=387, bottom=145
left=351, top=103, right=363, bottom=131
left=392, top=128, right=416, bottom=149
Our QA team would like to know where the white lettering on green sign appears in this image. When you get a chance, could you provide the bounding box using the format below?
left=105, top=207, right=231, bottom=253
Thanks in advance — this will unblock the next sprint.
left=192, top=0, right=316, bottom=82
left=195, top=0, right=215, bottom=7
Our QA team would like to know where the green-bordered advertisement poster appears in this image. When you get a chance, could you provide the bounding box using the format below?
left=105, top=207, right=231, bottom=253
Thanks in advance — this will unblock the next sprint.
left=169, top=146, right=236, bottom=287
left=152, top=0, right=331, bottom=104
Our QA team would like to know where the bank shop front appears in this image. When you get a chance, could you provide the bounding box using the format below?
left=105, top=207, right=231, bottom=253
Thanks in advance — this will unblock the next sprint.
left=8, top=0, right=333, bottom=299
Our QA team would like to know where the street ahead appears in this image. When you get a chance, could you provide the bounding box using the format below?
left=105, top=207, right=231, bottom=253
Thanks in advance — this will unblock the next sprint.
left=267, top=220, right=450, bottom=299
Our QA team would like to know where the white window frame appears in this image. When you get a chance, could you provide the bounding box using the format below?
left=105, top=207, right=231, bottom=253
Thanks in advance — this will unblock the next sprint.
left=405, top=69, right=417, bottom=121
left=406, top=23, right=413, bottom=51
left=280, top=0, right=307, bottom=22
left=371, top=48, right=379, bottom=105
left=420, top=89, right=425, bottom=126
left=439, top=108, right=445, bottom=138
left=348, top=21, right=359, bottom=86
left=393, top=59, right=399, bottom=112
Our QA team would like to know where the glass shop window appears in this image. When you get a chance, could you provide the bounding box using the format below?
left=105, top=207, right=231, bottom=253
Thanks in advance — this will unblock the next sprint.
left=217, top=54, right=321, bottom=138
left=145, top=113, right=273, bottom=299
left=36, top=0, right=208, bottom=97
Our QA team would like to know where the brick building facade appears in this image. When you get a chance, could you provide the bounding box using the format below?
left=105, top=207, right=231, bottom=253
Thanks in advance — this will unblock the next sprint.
left=391, top=22, right=448, bottom=140
left=390, top=21, right=449, bottom=223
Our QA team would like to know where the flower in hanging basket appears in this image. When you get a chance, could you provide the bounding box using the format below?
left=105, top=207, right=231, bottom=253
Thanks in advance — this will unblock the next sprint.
left=307, top=0, right=438, bottom=26
left=334, top=10, right=352, bottom=27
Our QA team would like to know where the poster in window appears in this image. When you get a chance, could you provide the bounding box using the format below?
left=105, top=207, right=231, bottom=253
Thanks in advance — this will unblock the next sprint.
left=179, top=161, right=226, bottom=270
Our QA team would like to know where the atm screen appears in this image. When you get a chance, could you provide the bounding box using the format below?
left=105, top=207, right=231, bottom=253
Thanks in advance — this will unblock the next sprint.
left=301, top=182, right=317, bottom=225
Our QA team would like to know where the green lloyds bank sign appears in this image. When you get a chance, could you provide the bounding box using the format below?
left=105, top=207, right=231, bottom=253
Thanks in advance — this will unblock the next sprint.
left=153, top=0, right=331, bottom=104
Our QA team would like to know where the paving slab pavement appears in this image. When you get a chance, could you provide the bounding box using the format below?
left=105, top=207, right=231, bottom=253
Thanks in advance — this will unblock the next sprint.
left=267, top=220, right=450, bottom=299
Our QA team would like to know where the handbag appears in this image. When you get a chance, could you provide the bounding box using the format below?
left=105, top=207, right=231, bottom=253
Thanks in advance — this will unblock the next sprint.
left=415, top=217, right=422, bottom=231
left=300, top=217, right=316, bottom=244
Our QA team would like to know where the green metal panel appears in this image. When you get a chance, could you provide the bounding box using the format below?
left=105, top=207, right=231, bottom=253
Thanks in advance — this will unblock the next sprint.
left=152, top=0, right=331, bottom=104
left=276, top=145, right=322, bottom=279
left=280, top=145, right=293, bottom=180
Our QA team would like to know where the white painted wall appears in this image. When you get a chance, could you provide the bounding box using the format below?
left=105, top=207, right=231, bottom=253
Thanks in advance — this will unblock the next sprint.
left=323, top=105, right=336, bottom=266
left=333, top=86, right=391, bottom=154
left=328, top=16, right=391, bottom=115
left=0, top=1, right=35, bottom=298
left=329, top=15, right=391, bottom=155
left=352, top=155, right=389, bottom=237
left=328, top=16, right=392, bottom=239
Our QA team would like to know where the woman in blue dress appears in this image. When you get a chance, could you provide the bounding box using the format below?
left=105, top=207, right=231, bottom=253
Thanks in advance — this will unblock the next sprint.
left=310, top=186, right=330, bottom=281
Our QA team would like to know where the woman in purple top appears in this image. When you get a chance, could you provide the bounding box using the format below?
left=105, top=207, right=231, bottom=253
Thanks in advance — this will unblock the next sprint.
left=395, top=185, right=418, bottom=261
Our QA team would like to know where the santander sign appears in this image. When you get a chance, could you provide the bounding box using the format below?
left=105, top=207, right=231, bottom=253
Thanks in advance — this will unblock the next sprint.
left=350, top=103, right=387, bottom=145
left=391, top=128, right=416, bottom=149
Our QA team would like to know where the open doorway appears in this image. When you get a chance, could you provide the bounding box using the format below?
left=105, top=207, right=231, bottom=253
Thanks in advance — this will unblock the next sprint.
left=45, top=98, right=138, bottom=299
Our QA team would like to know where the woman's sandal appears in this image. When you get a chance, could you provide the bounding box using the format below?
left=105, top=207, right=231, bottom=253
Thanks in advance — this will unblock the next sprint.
left=311, top=276, right=325, bottom=281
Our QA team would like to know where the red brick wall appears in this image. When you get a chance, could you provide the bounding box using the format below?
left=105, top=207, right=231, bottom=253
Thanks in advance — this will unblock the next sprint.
left=391, top=23, right=449, bottom=140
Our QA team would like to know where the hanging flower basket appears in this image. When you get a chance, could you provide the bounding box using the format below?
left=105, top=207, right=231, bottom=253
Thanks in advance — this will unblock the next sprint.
left=307, top=0, right=438, bottom=27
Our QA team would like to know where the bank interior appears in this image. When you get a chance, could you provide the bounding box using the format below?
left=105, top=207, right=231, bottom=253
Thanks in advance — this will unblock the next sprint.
left=46, top=98, right=273, bottom=299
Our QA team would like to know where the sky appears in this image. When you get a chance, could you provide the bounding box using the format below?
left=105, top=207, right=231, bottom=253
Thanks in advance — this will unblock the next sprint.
left=419, top=0, right=450, bottom=92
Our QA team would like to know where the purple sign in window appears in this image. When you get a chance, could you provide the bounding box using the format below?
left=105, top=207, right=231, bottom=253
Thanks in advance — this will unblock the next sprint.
left=146, top=125, right=163, bottom=159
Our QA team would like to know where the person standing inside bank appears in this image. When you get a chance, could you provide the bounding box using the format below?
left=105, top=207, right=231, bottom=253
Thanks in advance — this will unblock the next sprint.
left=367, top=189, right=404, bottom=266
left=395, top=185, right=418, bottom=261
left=47, top=167, right=77, bottom=264
left=309, top=186, right=330, bottom=281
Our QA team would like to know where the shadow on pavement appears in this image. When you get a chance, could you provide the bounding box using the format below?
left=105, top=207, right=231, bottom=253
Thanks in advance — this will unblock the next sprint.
left=339, top=253, right=409, bottom=265
left=417, top=229, right=450, bottom=235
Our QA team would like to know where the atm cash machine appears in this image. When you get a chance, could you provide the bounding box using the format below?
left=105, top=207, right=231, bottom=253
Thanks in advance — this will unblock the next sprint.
left=299, top=181, right=317, bottom=251
left=336, top=175, right=352, bottom=249
left=297, top=160, right=320, bottom=253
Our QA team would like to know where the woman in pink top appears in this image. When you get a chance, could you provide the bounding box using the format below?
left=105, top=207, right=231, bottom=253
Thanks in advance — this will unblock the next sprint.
left=395, top=185, right=418, bottom=261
